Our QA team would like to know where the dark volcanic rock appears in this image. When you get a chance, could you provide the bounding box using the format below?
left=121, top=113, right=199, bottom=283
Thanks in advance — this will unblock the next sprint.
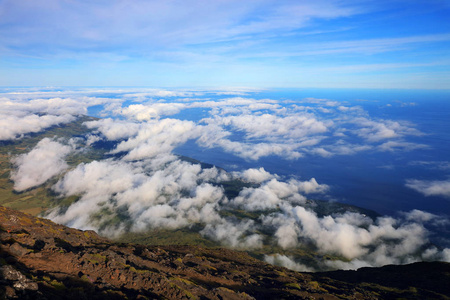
left=314, top=261, right=450, bottom=299
left=0, top=205, right=449, bottom=299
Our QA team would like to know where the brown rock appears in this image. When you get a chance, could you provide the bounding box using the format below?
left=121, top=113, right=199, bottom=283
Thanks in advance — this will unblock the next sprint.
left=8, top=243, right=29, bottom=257
left=1, top=205, right=449, bottom=300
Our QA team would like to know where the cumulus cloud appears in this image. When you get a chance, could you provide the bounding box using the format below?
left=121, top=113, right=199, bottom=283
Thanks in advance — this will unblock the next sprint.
left=84, top=118, right=142, bottom=141
left=262, top=204, right=450, bottom=270
left=230, top=178, right=328, bottom=211
left=187, top=97, right=424, bottom=159
left=0, top=114, right=75, bottom=140
left=10, top=138, right=74, bottom=191
left=209, top=139, right=305, bottom=161
left=47, top=157, right=231, bottom=236
left=116, top=103, right=186, bottom=121
left=0, top=97, right=84, bottom=116
left=201, top=219, right=263, bottom=249
left=0, top=94, right=118, bottom=116
left=112, top=119, right=199, bottom=161
left=85, top=118, right=202, bottom=160
left=233, top=167, right=276, bottom=183
left=201, top=113, right=328, bottom=141
left=406, top=179, right=450, bottom=198
left=352, top=117, right=422, bottom=142
left=0, top=94, right=126, bottom=140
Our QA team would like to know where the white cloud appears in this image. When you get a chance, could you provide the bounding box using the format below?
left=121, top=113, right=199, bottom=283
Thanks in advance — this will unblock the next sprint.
left=231, top=178, right=328, bottom=211
left=86, top=118, right=200, bottom=161
left=310, top=147, right=334, bottom=157
left=117, top=103, right=186, bottom=121
left=378, top=141, right=428, bottom=152
left=301, top=98, right=342, bottom=107
left=200, top=219, right=263, bottom=249
left=275, top=222, right=299, bottom=249
left=201, top=138, right=305, bottom=161
left=0, top=94, right=126, bottom=140
left=113, top=119, right=199, bottom=161
left=402, top=209, right=437, bottom=222
left=352, top=118, right=422, bottom=142
left=10, top=138, right=73, bottom=191
left=121, top=89, right=200, bottom=99
left=47, top=157, right=230, bottom=237
left=188, top=97, right=284, bottom=117
left=1, top=0, right=364, bottom=56
left=202, top=113, right=328, bottom=141
left=0, top=95, right=116, bottom=115
left=84, top=118, right=142, bottom=140
left=260, top=204, right=450, bottom=270
left=233, top=167, right=276, bottom=183
left=297, top=178, right=329, bottom=194
left=406, top=179, right=450, bottom=198
left=0, top=114, right=75, bottom=140
left=264, top=254, right=313, bottom=272
left=61, top=92, right=430, bottom=161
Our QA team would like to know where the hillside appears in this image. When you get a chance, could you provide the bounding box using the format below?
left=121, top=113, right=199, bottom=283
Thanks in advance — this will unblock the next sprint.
left=1, top=205, right=449, bottom=299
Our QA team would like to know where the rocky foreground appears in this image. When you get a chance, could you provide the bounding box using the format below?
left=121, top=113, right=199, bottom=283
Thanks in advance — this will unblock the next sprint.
left=0, top=206, right=449, bottom=299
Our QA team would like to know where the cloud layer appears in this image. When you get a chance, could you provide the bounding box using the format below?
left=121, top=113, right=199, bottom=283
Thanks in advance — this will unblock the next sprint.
left=44, top=152, right=449, bottom=271
left=78, top=93, right=427, bottom=162
left=4, top=88, right=449, bottom=272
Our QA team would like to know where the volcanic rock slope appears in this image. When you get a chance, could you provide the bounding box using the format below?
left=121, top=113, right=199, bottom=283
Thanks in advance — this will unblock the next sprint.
left=1, top=206, right=449, bottom=300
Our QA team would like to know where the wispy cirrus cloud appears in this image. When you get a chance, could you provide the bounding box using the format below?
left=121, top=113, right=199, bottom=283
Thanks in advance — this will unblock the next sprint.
left=0, top=0, right=364, bottom=55
left=2, top=1, right=450, bottom=87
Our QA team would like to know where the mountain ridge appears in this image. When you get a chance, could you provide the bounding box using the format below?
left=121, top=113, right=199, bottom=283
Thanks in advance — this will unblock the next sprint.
left=1, top=205, right=449, bottom=299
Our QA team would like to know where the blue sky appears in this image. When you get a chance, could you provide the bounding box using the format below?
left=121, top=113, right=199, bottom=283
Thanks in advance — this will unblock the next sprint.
left=1, top=0, right=449, bottom=88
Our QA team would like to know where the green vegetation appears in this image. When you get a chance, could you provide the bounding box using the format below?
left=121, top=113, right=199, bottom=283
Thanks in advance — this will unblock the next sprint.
left=49, top=279, right=67, bottom=291
left=87, top=253, right=107, bottom=264
left=285, top=282, right=301, bottom=290
left=116, top=226, right=219, bottom=248
left=170, top=276, right=198, bottom=286
left=168, top=281, right=198, bottom=300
